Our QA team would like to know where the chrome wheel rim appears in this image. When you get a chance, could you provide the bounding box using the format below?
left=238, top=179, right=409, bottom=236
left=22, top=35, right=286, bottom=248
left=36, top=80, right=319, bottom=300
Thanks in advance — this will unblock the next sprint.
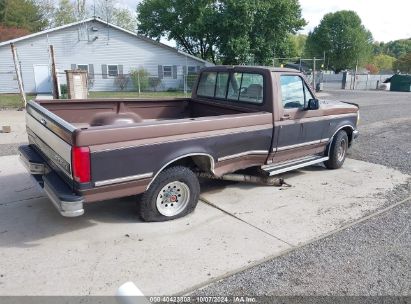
left=156, top=181, right=190, bottom=217
left=337, top=138, right=347, bottom=162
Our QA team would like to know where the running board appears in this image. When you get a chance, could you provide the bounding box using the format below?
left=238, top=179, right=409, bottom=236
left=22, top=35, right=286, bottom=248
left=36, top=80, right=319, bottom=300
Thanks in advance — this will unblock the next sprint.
left=262, top=156, right=329, bottom=176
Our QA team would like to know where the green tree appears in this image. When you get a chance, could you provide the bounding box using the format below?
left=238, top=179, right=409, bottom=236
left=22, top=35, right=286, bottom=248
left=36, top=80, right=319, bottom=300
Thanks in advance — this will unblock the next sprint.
left=373, top=39, right=411, bottom=58
left=288, top=34, right=307, bottom=57
left=130, top=68, right=150, bottom=92
left=305, top=10, right=373, bottom=73
left=54, top=0, right=76, bottom=26
left=371, top=54, right=396, bottom=72
left=112, top=8, right=137, bottom=32
left=1, top=0, right=48, bottom=32
left=136, top=0, right=305, bottom=65
left=394, top=52, right=411, bottom=73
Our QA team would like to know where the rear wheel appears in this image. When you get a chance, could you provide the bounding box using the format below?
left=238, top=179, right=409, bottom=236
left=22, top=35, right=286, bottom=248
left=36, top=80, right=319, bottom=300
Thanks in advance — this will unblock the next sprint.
left=138, top=166, right=200, bottom=222
left=324, top=130, right=348, bottom=169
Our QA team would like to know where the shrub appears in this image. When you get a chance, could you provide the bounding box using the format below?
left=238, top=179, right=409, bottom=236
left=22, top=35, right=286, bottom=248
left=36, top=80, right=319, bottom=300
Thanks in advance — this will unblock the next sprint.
left=114, top=74, right=130, bottom=91
left=148, top=77, right=161, bottom=91
left=130, top=68, right=150, bottom=92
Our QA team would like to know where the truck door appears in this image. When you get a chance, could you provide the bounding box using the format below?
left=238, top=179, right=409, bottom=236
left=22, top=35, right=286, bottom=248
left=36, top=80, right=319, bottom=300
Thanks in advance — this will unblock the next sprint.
left=272, top=74, right=325, bottom=163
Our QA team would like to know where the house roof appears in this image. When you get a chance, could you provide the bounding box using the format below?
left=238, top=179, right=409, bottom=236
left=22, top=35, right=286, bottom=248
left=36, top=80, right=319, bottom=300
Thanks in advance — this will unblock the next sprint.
left=0, top=17, right=210, bottom=65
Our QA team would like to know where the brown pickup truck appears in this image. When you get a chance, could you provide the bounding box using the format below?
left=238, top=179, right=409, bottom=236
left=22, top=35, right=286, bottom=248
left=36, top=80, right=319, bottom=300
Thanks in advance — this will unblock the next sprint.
left=19, top=66, right=359, bottom=221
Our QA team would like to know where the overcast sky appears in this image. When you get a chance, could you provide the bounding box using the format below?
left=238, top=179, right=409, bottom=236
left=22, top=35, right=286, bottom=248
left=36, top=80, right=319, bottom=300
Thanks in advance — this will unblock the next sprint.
left=118, top=0, right=410, bottom=42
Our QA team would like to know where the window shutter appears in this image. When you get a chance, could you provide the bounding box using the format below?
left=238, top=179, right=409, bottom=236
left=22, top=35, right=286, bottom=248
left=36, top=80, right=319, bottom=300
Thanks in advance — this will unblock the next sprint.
left=172, top=65, right=177, bottom=79
left=102, top=64, right=108, bottom=79
left=183, top=66, right=187, bottom=75
left=88, top=64, right=94, bottom=79
left=118, top=65, right=123, bottom=76
left=71, top=64, right=76, bottom=70
left=158, top=65, right=163, bottom=79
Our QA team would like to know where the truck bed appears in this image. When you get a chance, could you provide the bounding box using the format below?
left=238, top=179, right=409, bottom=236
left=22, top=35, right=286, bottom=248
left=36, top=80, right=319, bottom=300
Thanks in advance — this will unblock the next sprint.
left=35, top=98, right=259, bottom=130
left=25, top=98, right=273, bottom=204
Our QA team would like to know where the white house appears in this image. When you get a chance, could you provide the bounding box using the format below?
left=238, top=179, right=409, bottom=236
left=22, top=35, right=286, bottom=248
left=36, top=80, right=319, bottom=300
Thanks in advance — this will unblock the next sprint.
left=0, top=18, right=212, bottom=94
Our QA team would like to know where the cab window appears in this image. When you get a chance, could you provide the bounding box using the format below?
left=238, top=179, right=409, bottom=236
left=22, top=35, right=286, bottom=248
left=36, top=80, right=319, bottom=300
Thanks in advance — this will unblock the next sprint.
left=197, top=72, right=216, bottom=97
left=227, top=72, right=264, bottom=104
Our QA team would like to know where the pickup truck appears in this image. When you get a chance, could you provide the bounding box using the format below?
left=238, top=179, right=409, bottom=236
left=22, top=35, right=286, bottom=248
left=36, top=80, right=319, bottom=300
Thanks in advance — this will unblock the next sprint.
left=19, top=66, right=359, bottom=221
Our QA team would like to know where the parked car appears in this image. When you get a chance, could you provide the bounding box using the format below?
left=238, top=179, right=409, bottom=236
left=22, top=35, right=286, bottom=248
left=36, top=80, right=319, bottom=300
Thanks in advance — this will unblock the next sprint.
left=19, top=66, right=359, bottom=221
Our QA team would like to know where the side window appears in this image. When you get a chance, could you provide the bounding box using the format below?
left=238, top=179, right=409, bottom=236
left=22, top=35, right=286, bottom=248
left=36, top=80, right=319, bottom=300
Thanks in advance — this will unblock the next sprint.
left=197, top=72, right=217, bottom=97
left=239, top=73, right=264, bottom=104
left=215, top=72, right=229, bottom=98
left=280, top=75, right=305, bottom=109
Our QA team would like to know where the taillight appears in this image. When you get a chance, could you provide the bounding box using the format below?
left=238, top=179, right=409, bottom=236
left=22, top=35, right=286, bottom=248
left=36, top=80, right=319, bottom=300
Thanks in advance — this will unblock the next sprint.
left=72, top=146, right=91, bottom=183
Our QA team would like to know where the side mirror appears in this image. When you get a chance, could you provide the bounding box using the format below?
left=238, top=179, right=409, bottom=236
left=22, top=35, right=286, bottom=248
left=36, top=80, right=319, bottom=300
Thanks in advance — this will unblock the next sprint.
left=306, top=98, right=319, bottom=110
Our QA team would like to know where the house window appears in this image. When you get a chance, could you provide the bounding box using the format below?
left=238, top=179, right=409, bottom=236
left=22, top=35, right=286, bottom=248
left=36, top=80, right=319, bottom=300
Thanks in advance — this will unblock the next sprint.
left=77, top=64, right=88, bottom=72
left=163, top=66, right=172, bottom=78
left=188, top=66, right=197, bottom=74
left=108, top=65, right=119, bottom=77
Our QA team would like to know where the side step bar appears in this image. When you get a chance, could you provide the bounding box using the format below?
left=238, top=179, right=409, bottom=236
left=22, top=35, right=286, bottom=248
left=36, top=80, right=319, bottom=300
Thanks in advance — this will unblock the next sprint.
left=262, top=155, right=329, bottom=176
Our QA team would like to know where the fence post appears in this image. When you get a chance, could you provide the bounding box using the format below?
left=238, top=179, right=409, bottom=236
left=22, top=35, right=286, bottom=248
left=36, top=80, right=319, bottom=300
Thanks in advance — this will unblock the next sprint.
left=49, top=45, right=60, bottom=99
left=10, top=43, right=26, bottom=108
left=137, top=69, right=141, bottom=96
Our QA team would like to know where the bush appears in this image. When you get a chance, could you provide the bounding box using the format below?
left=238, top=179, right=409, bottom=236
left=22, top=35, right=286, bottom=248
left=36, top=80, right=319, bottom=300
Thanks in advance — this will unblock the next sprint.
left=130, top=68, right=150, bottom=92
left=148, top=77, right=161, bottom=91
left=114, top=74, right=130, bottom=91
left=60, top=84, right=67, bottom=98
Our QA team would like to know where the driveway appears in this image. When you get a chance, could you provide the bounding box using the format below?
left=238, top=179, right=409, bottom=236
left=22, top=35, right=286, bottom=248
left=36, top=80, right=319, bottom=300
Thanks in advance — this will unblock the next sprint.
left=0, top=154, right=407, bottom=295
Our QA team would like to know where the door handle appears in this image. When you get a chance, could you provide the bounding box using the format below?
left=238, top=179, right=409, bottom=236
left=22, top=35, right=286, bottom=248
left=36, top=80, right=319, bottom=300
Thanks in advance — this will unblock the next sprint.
left=280, top=114, right=291, bottom=121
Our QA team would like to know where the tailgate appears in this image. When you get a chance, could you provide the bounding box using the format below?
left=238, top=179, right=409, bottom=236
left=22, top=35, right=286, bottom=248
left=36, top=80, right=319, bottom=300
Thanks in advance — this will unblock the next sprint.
left=26, top=100, right=75, bottom=181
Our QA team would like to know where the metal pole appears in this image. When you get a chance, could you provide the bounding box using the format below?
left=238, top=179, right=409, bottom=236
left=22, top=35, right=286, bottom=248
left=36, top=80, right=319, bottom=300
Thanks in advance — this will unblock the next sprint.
left=312, top=57, right=316, bottom=88
left=137, top=69, right=141, bottom=95
left=10, top=43, right=26, bottom=108
left=49, top=45, right=60, bottom=99
left=353, top=59, right=358, bottom=90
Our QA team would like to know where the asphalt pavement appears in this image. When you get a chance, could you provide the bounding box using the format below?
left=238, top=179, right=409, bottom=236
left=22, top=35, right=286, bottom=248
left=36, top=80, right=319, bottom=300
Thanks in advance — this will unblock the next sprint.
left=193, top=89, right=411, bottom=296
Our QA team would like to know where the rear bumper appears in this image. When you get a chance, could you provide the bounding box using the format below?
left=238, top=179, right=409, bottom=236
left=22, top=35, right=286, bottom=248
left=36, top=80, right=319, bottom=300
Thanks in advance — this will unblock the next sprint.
left=18, top=145, right=84, bottom=217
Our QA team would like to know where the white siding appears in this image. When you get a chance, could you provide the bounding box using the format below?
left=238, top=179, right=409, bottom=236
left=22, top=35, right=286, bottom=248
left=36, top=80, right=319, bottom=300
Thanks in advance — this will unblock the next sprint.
left=0, top=20, right=210, bottom=93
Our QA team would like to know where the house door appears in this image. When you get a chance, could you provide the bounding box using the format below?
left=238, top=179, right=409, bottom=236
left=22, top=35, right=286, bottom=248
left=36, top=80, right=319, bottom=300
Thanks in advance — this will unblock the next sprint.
left=33, top=64, right=52, bottom=93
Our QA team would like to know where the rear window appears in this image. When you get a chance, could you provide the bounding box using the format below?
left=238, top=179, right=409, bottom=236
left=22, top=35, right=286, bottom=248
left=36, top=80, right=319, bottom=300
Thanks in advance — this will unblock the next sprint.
left=197, top=71, right=264, bottom=104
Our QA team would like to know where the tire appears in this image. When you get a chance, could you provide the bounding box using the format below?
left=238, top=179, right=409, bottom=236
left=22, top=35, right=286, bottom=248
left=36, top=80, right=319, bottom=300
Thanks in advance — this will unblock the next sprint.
left=324, top=130, right=349, bottom=169
left=138, top=166, right=200, bottom=222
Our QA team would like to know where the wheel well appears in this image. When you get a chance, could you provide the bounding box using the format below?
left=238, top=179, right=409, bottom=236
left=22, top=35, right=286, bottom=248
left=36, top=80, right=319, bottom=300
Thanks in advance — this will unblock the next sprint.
left=341, top=126, right=353, bottom=145
left=163, top=155, right=214, bottom=174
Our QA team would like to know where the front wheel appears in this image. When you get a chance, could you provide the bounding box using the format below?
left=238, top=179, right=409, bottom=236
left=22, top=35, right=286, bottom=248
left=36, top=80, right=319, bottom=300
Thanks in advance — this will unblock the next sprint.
left=138, top=166, right=200, bottom=222
left=324, top=130, right=348, bottom=169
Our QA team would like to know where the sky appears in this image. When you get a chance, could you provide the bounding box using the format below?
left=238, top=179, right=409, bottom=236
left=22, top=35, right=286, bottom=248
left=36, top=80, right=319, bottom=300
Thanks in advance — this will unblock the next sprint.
left=118, top=0, right=410, bottom=42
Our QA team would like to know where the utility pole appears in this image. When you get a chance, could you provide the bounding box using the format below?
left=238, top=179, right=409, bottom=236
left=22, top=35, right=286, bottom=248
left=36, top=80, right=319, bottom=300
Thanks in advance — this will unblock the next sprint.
left=49, top=45, right=60, bottom=99
left=10, top=43, right=26, bottom=108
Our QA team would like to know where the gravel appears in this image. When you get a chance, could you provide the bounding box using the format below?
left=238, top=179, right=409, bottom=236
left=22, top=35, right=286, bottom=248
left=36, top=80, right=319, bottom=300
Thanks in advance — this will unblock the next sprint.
left=194, top=201, right=411, bottom=296
left=193, top=89, right=411, bottom=296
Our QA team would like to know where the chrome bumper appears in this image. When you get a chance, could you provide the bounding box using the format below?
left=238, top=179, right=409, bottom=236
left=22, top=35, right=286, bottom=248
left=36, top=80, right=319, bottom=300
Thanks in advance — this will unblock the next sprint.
left=18, top=145, right=84, bottom=218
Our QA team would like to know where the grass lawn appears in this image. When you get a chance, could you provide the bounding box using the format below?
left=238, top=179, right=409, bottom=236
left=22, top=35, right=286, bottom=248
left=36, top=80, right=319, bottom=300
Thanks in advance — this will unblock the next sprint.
left=0, top=91, right=189, bottom=108
left=0, top=94, right=36, bottom=109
